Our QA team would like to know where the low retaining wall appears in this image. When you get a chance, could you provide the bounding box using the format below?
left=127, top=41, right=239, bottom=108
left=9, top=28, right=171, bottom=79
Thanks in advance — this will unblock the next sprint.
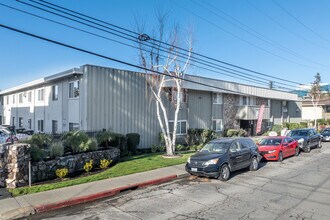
left=0, top=144, right=120, bottom=188
left=0, top=144, right=30, bottom=188
left=31, top=147, right=120, bottom=183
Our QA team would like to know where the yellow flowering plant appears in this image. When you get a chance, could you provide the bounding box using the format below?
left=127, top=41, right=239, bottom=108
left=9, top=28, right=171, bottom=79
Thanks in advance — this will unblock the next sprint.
left=100, top=159, right=112, bottom=169
left=83, top=160, right=93, bottom=172
left=55, top=168, right=69, bottom=179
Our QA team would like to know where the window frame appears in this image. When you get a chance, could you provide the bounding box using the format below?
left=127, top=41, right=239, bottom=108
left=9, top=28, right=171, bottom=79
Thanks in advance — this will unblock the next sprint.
left=52, top=85, right=59, bottom=101
left=69, top=80, right=80, bottom=99
left=19, top=117, right=23, bottom=128
left=169, top=120, right=187, bottom=135
left=212, top=119, right=223, bottom=131
left=213, top=93, right=222, bottom=104
left=37, top=89, right=44, bottom=102
left=37, top=120, right=44, bottom=132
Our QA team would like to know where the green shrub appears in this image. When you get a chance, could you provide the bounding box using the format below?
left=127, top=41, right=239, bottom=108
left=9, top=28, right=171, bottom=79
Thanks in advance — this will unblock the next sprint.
left=201, top=129, right=215, bottom=144
left=96, top=131, right=112, bottom=148
left=151, top=145, right=158, bottom=153
left=326, top=119, right=330, bottom=125
left=83, top=160, right=93, bottom=172
left=159, top=132, right=166, bottom=145
left=86, top=138, right=98, bottom=151
left=271, top=124, right=283, bottom=135
left=317, top=119, right=327, bottom=125
left=175, top=144, right=187, bottom=151
left=30, top=145, right=44, bottom=162
left=61, top=131, right=89, bottom=153
left=49, top=141, right=64, bottom=159
left=97, top=132, right=128, bottom=151
left=226, top=129, right=239, bottom=137
left=126, top=133, right=140, bottom=153
left=300, top=122, right=308, bottom=128
left=27, top=134, right=52, bottom=149
left=187, top=128, right=203, bottom=145
left=238, top=129, right=247, bottom=137
left=158, top=145, right=166, bottom=152
left=55, top=168, right=68, bottom=179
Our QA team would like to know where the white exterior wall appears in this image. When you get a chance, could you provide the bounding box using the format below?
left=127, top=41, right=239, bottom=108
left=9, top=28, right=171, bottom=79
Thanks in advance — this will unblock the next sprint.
left=0, top=78, right=80, bottom=133
left=302, top=106, right=323, bottom=120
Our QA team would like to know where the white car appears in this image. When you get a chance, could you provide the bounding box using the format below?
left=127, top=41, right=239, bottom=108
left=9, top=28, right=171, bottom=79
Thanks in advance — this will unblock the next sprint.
left=0, top=129, right=18, bottom=144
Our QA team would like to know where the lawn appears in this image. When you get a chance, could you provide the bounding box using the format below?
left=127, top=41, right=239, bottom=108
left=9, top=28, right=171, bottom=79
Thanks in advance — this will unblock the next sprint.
left=9, top=152, right=194, bottom=197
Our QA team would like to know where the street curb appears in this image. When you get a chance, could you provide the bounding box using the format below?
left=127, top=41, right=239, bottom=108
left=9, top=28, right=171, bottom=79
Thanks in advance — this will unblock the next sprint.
left=34, top=174, right=178, bottom=214
left=0, top=206, right=35, bottom=220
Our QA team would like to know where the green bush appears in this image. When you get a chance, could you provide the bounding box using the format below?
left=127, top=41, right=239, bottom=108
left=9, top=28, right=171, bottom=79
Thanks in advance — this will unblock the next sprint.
left=271, top=125, right=283, bottom=135
left=61, top=131, right=89, bottom=153
left=87, top=138, right=98, bottom=151
left=187, top=128, right=204, bottom=146
left=285, top=123, right=300, bottom=130
left=238, top=129, right=247, bottom=137
left=30, top=145, right=44, bottom=162
left=300, top=122, right=308, bottom=128
left=158, top=145, right=166, bottom=152
left=159, top=132, right=166, bottom=145
left=326, top=119, right=330, bottom=125
left=151, top=145, right=158, bottom=153
left=49, top=141, right=64, bottom=159
left=317, top=119, right=327, bottom=125
left=27, top=134, right=52, bottom=149
left=201, top=129, right=215, bottom=144
left=126, top=133, right=140, bottom=153
left=96, top=131, right=112, bottom=148
left=226, top=129, right=239, bottom=137
left=175, top=144, right=187, bottom=151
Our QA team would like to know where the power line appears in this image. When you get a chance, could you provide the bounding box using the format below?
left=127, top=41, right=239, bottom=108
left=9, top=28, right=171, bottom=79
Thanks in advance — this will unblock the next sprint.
left=12, top=0, right=296, bottom=89
left=0, top=23, right=295, bottom=96
left=18, top=0, right=304, bottom=86
left=194, top=0, right=330, bottom=69
left=246, top=0, right=330, bottom=51
left=169, top=0, right=321, bottom=71
left=3, top=2, right=275, bottom=88
left=273, top=0, right=330, bottom=44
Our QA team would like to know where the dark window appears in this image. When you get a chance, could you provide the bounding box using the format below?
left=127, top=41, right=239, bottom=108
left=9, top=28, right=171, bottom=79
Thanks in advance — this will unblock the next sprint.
left=69, top=123, right=79, bottom=131
left=28, top=91, right=32, bottom=102
left=52, top=120, right=58, bottom=134
left=28, top=119, right=32, bottom=129
left=326, top=106, right=330, bottom=113
left=38, top=120, right=44, bottom=132
left=52, top=85, right=58, bottom=101
left=19, top=117, right=23, bottom=127
left=69, top=81, right=79, bottom=98
left=12, top=94, right=15, bottom=104
left=12, top=117, right=15, bottom=126
left=38, top=89, right=44, bottom=101
left=0, top=116, right=2, bottom=125
left=19, top=93, right=23, bottom=103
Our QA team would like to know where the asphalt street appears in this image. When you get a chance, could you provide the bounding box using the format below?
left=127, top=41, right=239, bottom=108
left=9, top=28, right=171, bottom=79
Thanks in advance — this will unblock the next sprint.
left=27, top=142, right=330, bottom=220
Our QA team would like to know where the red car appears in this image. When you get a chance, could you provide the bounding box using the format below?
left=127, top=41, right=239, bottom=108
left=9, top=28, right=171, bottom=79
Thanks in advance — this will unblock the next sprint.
left=257, top=136, right=299, bottom=162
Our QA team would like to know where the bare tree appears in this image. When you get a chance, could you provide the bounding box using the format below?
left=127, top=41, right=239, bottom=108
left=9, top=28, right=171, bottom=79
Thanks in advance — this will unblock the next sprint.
left=309, top=73, right=321, bottom=128
left=136, top=12, right=192, bottom=156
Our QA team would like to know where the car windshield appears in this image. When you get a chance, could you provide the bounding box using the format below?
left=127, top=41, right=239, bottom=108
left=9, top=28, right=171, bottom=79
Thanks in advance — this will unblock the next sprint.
left=259, top=138, right=282, bottom=146
left=288, top=130, right=308, bottom=136
left=322, top=130, right=330, bottom=134
left=200, top=142, right=231, bottom=154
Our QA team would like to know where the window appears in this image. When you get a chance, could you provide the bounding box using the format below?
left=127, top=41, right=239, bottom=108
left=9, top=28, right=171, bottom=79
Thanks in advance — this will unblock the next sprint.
left=6, top=96, right=9, bottom=105
left=265, top=99, right=271, bottom=107
left=52, top=85, right=58, bottom=101
left=69, top=123, right=80, bottom=131
left=2, top=116, right=6, bottom=125
left=37, top=89, right=44, bottom=101
left=52, top=120, right=58, bottom=134
left=12, top=117, right=15, bottom=126
left=169, top=120, right=187, bottom=135
left=28, top=119, right=32, bottom=129
left=28, top=91, right=32, bottom=102
left=19, top=93, right=23, bottom=103
left=0, top=116, right=2, bottom=125
left=38, top=120, right=44, bottom=132
left=69, top=81, right=80, bottom=98
left=0, top=96, right=3, bottom=105
left=213, top=93, right=222, bottom=104
left=212, top=119, right=223, bottom=131
left=241, top=96, right=256, bottom=106
left=169, top=88, right=187, bottom=103
left=326, top=106, right=330, bottom=113
left=12, top=94, right=15, bottom=104
left=19, top=117, right=23, bottom=127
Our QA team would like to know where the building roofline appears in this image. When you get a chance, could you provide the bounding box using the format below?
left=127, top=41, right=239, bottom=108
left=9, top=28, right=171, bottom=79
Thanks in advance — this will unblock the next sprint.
left=0, top=68, right=83, bottom=95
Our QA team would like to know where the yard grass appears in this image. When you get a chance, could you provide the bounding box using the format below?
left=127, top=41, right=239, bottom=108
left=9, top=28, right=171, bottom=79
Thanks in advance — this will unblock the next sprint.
left=9, top=152, right=194, bottom=197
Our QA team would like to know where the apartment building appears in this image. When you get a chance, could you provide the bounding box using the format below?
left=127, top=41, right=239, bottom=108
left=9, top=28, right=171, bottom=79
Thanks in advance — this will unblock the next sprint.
left=0, top=65, right=301, bottom=147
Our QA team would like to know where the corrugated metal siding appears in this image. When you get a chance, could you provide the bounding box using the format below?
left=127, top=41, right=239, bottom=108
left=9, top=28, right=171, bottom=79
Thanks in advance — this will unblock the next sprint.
left=83, top=66, right=159, bottom=148
left=271, top=100, right=282, bottom=124
left=188, top=90, right=212, bottom=129
left=165, top=75, right=298, bottom=101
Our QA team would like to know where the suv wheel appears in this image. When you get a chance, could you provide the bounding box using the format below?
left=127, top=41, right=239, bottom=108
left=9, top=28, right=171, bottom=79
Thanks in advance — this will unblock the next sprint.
left=249, top=156, right=258, bottom=171
left=317, top=140, right=322, bottom=148
left=218, top=164, right=230, bottom=181
left=305, top=145, right=311, bottom=153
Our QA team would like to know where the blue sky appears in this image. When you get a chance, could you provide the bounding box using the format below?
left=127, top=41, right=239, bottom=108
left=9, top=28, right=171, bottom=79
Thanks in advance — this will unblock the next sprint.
left=1, top=0, right=330, bottom=90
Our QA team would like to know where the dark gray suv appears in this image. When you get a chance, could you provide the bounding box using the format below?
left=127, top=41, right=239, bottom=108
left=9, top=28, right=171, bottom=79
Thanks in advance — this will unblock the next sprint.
left=186, top=138, right=261, bottom=181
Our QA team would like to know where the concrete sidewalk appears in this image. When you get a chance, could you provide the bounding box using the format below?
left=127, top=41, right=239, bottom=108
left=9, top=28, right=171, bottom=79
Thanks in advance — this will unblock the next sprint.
left=0, top=164, right=188, bottom=220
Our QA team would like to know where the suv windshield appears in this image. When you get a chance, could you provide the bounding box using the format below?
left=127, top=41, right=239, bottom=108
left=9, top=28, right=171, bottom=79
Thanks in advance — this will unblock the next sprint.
left=288, top=130, right=308, bottom=137
left=259, top=138, right=282, bottom=146
left=201, top=142, right=231, bottom=154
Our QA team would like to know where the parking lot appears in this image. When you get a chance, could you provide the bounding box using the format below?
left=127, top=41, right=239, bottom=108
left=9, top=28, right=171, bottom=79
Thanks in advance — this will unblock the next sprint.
left=28, top=142, right=330, bottom=220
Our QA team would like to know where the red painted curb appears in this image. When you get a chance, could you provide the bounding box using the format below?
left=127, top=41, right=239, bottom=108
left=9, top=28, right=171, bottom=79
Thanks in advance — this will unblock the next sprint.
left=34, top=174, right=178, bottom=213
